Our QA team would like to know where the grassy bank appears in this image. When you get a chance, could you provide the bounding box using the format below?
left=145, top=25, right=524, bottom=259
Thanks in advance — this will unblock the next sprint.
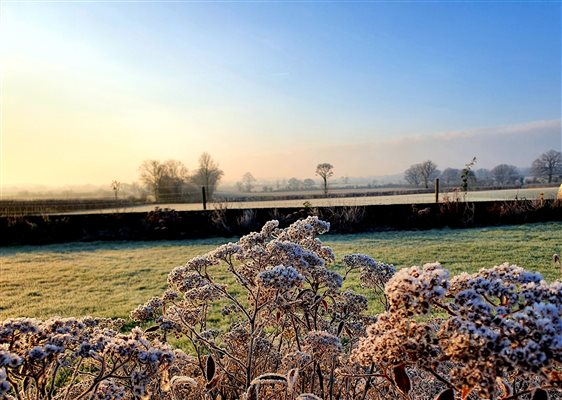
left=1, top=221, right=561, bottom=321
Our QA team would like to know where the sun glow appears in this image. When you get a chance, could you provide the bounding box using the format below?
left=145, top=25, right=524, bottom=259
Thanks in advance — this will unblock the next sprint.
left=1, top=2, right=560, bottom=188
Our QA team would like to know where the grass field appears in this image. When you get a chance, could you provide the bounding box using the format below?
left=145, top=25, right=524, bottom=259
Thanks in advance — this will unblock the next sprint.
left=1, top=221, right=561, bottom=321
left=53, top=186, right=559, bottom=214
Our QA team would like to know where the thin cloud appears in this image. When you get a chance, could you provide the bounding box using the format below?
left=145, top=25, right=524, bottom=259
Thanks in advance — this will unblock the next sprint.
left=377, top=119, right=561, bottom=146
left=228, top=119, right=561, bottom=181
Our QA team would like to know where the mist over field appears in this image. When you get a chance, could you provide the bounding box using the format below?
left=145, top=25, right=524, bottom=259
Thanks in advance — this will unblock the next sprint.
left=3, top=119, right=560, bottom=198
left=231, top=119, right=561, bottom=182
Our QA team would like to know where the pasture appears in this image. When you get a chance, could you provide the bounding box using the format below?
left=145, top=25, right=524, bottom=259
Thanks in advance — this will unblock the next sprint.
left=3, top=186, right=557, bottom=216
left=1, top=221, right=561, bottom=321
left=84, top=186, right=560, bottom=213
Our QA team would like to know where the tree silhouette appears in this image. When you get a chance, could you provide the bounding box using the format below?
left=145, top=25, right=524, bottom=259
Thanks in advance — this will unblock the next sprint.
left=405, top=161, right=439, bottom=188
left=316, top=163, right=334, bottom=195
left=191, top=152, right=224, bottom=199
left=491, top=164, right=520, bottom=186
left=240, top=172, right=257, bottom=192
left=531, top=150, right=562, bottom=183
left=110, top=180, right=121, bottom=200
left=139, top=160, right=191, bottom=202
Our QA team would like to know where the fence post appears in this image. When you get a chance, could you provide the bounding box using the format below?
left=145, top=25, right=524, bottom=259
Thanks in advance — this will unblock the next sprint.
left=435, top=178, right=439, bottom=203
left=202, top=186, right=207, bottom=210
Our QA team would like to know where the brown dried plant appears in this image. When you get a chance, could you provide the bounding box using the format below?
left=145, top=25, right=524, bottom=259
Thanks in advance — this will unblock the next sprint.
left=131, top=217, right=394, bottom=399
left=1, top=218, right=560, bottom=400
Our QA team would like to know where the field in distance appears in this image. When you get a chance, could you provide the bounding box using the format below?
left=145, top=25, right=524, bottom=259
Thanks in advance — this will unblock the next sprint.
left=1, top=221, right=561, bottom=322
left=58, top=186, right=559, bottom=215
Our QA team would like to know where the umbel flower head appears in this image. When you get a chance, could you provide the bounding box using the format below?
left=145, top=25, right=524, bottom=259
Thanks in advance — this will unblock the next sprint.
left=9, top=218, right=552, bottom=400
left=352, top=262, right=562, bottom=399
left=257, top=265, right=304, bottom=290
left=0, top=317, right=176, bottom=399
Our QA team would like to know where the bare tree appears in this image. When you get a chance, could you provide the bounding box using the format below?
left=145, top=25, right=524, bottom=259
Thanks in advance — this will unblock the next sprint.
left=491, top=164, right=520, bottom=186
left=139, top=160, right=192, bottom=202
left=240, top=172, right=257, bottom=193
left=475, top=168, right=493, bottom=186
left=439, top=168, right=461, bottom=187
left=163, top=160, right=189, bottom=181
left=419, top=160, right=439, bottom=189
left=405, top=161, right=439, bottom=188
left=191, top=152, right=224, bottom=199
left=287, top=177, right=303, bottom=191
left=303, top=178, right=316, bottom=190
left=404, top=164, right=422, bottom=187
left=316, top=163, right=334, bottom=195
left=110, top=180, right=121, bottom=200
left=139, top=160, right=167, bottom=201
left=160, top=160, right=191, bottom=201
left=531, top=149, right=562, bottom=183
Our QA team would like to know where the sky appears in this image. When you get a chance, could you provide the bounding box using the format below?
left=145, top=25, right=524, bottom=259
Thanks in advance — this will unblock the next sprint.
left=1, top=1, right=561, bottom=188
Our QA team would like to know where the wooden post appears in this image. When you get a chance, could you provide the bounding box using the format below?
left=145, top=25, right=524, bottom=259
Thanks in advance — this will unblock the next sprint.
left=202, top=186, right=207, bottom=210
left=434, top=178, right=439, bottom=203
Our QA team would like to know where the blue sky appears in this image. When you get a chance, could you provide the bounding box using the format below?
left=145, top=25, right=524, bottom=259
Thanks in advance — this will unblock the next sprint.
left=2, top=1, right=561, bottom=186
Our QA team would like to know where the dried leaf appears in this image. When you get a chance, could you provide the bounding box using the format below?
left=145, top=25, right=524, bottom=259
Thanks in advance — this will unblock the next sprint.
left=144, top=325, right=160, bottom=333
left=500, top=294, right=509, bottom=306
left=206, top=354, right=216, bottom=382
left=276, top=310, right=281, bottom=324
left=549, top=370, right=562, bottom=383
left=461, top=386, right=473, bottom=400
left=296, top=394, right=323, bottom=400
left=287, top=368, right=299, bottom=392
left=434, top=388, right=454, bottom=400
left=531, top=388, right=549, bottom=400
left=392, top=364, right=411, bottom=394
left=160, top=369, right=171, bottom=391
left=250, top=373, right=287, bottom=386
left=205, top=374, right=220, bottom=391
left=170, top=376, right=198, bottom=388
left=337, top=321, right=345, bottom=336
left=245, top=385, right=258, bottom=400
left=321, top=299, right=328, bottom=312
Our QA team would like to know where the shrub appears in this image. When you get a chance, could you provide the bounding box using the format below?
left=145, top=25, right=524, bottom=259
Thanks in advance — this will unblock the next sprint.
left=131, top=217, right=392, bottom=399
left=0, top=317, right=177, bottom=399
left=353, top=263, right=562, bottom=399
left=1, top=218, right=560, bottom=399
left=144, top=207, right=183, bottom=238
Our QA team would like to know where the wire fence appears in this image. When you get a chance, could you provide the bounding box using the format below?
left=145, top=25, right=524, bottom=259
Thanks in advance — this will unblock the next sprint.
left=1, top=186, right=559, bottom=217
left=0, top=199, right=139, bottom=217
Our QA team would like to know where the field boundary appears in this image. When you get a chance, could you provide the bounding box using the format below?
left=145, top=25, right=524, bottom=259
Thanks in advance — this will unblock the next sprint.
left=2, top=185, right=559, bottom=217
left=2, top=199, right=562, bottom=246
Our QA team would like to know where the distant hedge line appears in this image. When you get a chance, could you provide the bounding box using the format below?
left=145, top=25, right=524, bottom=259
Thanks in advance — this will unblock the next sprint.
left=0, top=198, right=141, bottom=216
left=1, top=200, right=562, bottom=246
